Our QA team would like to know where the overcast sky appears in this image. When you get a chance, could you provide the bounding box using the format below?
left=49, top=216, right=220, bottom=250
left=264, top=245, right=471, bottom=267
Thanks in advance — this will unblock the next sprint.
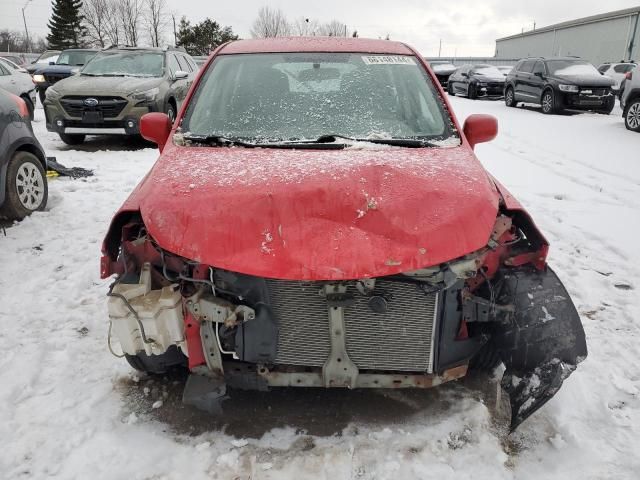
left=2, top=0, right=639, bottom=56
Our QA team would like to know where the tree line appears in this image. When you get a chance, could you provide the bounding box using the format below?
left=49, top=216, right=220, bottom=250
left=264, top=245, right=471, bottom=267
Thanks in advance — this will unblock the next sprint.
left=250, top=6, right=355, bottom=38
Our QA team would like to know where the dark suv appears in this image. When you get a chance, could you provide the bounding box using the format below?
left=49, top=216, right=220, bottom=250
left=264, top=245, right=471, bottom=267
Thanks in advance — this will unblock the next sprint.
left=43, top=46, right=197, bottom=145
left=504, top=57, right=615, bottom=114
left=32, top=49, right=97, bottom=104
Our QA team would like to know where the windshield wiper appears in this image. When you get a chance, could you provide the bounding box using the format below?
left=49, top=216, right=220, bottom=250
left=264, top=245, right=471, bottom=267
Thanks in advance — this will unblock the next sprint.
left=289, top=134, right=440, bottom=148
left=182, top=134, right=346, bottom=149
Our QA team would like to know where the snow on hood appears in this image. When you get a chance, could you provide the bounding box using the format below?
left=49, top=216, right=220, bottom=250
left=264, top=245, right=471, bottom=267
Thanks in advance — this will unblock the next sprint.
left=130, top=143, right=500, bottom=280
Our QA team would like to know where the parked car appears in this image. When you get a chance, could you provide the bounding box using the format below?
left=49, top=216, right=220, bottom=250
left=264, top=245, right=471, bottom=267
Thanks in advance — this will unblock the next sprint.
left=428, top=61, right=457, bottom=87
left=25, top=50, right=61, bottom=75
left=0, top=89, right=48, bottom=219
left=0, top=53, right=28, bottom=67
left=447, top=64, right=506, bottom=98
left=43, top=46, right=198, bottom=145
left=620, top=67, right=640, bottom=132
left=0, top=57, right=28, bottom=73
left=32, top=49, right=97, bottom=104
left=505, top=57, right=616, bottom=114
left=597, top=62, right=636, bottom=95
left=0, top=61, right=37, bottom=120
left=101, top=37, right=587, bottom=431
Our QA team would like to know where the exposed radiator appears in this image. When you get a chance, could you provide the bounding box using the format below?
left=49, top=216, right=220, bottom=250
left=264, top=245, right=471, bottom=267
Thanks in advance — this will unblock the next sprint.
left=268, top=279, right=438, bottom=373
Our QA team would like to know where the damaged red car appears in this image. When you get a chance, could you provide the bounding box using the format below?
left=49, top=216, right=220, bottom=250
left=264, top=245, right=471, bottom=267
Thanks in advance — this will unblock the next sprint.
left=102, top=38, right=586, bottom=430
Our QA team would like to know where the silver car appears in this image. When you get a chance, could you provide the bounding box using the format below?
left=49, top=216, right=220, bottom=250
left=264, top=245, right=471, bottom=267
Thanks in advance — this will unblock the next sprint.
left=0, top=61, right=37, bottom=119
left=620, top=68, right=640, bottom=132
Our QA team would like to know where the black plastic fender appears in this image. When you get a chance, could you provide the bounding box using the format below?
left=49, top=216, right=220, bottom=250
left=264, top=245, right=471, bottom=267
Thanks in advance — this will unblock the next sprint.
left=493, top=266, right=587, bottom=430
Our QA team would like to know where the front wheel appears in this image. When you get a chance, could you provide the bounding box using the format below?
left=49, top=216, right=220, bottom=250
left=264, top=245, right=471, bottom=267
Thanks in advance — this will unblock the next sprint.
left=541, top=89, right=559, bottom=114
left=166, top=103, right=176, bottom=124
left=504, top=87, right=516, bottom=107
left=468, top=83, right=477, bottom=100
left=58, top=133, right=86, bottom=145
left=0, top=151, right=48, bottom=220
left=624, top=98, right=640, bottom=132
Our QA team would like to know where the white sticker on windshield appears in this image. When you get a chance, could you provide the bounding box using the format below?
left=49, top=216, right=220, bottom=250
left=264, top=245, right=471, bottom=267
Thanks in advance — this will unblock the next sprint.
left=362, top=55, right=416, bottom=65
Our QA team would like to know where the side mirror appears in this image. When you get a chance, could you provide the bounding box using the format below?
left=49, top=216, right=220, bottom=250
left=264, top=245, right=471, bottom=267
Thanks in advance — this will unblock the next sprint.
left=140, top=112, right=172, bottom=151
left=463, top=114, right=498, bottom=149
left=173, top=70, right=188, bottom=81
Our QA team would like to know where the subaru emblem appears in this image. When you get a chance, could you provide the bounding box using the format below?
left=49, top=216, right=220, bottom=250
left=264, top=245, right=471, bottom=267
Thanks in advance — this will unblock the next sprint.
left=84, top=97, right=99, bottom=107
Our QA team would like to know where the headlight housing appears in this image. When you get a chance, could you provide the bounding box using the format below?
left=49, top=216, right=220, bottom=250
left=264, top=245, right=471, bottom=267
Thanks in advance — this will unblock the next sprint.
left=33, top=74, right=45, bottom=83
left=558, top=84, right=579, bottom=93
left=130, top=87, right=160, bottom=106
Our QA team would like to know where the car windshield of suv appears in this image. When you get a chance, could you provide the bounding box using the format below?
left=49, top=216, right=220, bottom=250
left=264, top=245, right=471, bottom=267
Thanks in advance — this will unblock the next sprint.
left=471, top=65, right=502, bottom=76
left=182, top=53, right=457, bottom=145
left=57, top=51, right=95, bottom=66
left=81, top=51, right=164, bottom=77
left=547, top=60, right=599, bottom=76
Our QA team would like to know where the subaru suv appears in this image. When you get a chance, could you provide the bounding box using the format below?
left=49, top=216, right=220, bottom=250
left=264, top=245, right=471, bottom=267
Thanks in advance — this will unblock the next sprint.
left=43, top=46, right=197, bottom=145
left=504, top=57, right=615, bottom=114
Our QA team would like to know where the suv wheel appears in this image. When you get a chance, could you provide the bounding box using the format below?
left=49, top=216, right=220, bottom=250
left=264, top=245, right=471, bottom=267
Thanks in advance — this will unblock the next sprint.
left=58, top=133, right=86, bottom=145
left=468, top=83, right=477, bottom=100
left=624, top=98, right=640, bottom=132
left=0, top=151, right=48, bottom=220
left=541, top=89, right=557, bottom=114
left=167, top=103, right=176, bottom=124
left=505, top=87, right=516, bottom=107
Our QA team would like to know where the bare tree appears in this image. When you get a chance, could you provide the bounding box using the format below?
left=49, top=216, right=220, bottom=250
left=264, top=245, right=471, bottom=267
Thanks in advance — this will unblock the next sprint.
left=117, top=0, right=143, bottom=46
left=318, top=20, right=348, bottom=37
left=83, top=0, right=111, bottom=47
left=250, top=6, right=290, bottom=38
left=101, top=0, right=121, bottom=45
left=291, top=17, right=319, bottom=36
left=146, top=0, right=167, bottom=47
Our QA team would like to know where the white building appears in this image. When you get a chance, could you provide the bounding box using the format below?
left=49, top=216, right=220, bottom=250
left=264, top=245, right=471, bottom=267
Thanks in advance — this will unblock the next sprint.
left=495, top=7, right=640, bottom=66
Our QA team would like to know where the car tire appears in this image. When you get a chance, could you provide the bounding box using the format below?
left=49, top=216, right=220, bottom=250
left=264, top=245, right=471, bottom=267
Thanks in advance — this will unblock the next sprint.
left=166, top=103, right=176, bottom=124
left=0, top=151, right=48, bottom=220
left=624, top=98, right=640, bottom=132
left=125, top=345, right=187, bottom=375
left=597, top=96, right=615, bottom=115
left=541, top=89, right=558, bottom=114
left=448, top=82, right=455, bottom=96
left=58, top=133, right=86, bottom=145
left=504, top=87, right=516, bottom=107
left=21, top=95, right=35, bottom=121
left=468, top=83, right=477, bottom=100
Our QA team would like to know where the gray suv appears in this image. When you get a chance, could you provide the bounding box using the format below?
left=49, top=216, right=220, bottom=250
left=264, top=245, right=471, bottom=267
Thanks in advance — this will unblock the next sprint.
left=43, top=46, right=197, bottom=145
left=621, top=68, right=640, bottom=132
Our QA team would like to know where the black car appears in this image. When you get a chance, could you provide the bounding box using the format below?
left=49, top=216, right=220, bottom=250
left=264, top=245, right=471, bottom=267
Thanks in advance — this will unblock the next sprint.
left=32, top=49, right=97, bottom=104
left=428, top=61, right=457, bottom=87
left=0, top=89, right=48, bottom=219
left=504, top=57, right=616, bottom=114
left=447, top=64, right=506, bottom=99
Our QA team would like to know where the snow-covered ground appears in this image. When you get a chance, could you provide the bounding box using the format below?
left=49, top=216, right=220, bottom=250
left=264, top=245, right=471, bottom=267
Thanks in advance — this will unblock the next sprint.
left=1, top=99, right=638, bottom=479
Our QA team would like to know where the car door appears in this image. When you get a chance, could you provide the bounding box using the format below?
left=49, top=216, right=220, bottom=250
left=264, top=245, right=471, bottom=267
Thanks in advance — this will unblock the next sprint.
left=513, top=60, right=535, bottom=100
left=167, top=53, right=189, bottom=107
left=452, top=66, right=469, bottom=94
left=528, top=61, right=547, bottom=101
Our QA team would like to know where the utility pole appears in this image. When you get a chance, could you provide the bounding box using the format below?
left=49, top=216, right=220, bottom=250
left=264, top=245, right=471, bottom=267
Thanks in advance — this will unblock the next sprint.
left=172, top=15, right=177, bottom=46
left=22, top=0, right=32, bottom=53
left=438, top=39, right=442, bottom=57
left=533, top=21, right=536, bottom=30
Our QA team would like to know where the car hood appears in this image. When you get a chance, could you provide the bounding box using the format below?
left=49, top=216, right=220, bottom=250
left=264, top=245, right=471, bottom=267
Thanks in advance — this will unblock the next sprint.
left=34, top=64, right=76, bottom=75
left=53, top=74, right=163, bottom=95
left=130, top=143, right=500, bottom=280
left=473, top=74, right=505, bottom=82
left=550, top=74, right=615, bottom=87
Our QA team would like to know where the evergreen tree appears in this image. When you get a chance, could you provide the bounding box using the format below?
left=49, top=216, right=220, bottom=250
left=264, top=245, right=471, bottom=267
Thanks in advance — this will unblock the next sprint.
left=176, top=16, right=238, bottom=56
left=47, top=0, right=86, bottom=49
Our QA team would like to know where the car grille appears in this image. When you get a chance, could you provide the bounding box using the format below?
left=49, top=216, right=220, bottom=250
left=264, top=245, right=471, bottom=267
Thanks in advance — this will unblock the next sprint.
left=60, top=96, right=128, bottom=118
left=44, top=73, right=68, bottom=85
left=269, top=279, right=438, bottom=373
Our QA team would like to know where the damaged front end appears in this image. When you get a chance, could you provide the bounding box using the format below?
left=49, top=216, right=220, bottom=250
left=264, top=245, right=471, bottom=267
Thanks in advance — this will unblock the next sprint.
left=102, top=208, right=586, bottom=430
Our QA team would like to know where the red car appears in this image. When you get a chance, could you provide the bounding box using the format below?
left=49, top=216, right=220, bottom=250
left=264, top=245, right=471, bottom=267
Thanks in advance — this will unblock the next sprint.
left=102, top=38, right=586, bottom=430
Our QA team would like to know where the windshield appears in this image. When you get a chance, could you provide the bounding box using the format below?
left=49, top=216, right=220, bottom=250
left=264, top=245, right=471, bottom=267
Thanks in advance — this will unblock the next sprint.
left=471, top=65, right=503, bottom=76
left=57, top=50, right=95, bottom=66
left=182, top=53, right=457, bottom=144
left=81, top=51, right=164, bottom=77
left=36, top=51, right=59, bottom=63
left=547, top=60, right=599, bottom=76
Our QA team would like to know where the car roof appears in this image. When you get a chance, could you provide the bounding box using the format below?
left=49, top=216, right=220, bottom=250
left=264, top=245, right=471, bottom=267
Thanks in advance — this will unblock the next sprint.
left=522, top=56, right=585, bottom=62
left=219, top=37, right=414, bottom=55
left=60, top=48, right=98, bottom=52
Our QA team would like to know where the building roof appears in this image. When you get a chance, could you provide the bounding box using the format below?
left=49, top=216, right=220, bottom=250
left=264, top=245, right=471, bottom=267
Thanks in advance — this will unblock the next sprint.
left=497, top=6, right=640, bottom=42
left=220, top=37, right=414, bottom=55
